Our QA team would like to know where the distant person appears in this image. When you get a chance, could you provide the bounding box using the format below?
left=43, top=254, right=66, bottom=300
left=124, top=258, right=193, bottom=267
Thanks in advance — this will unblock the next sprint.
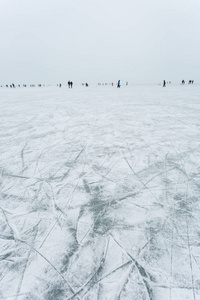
left=126, top=82, right=128, bottom=86
left=59, top=83, right=61, bottom=87
left=163, top=80, right=166, bottom=87
left=70, top=81, right=73, bottom=88
left=182, top=80, right=185, bottom=84
left=86, top=83, right=88, bottom=87
left=112, top=82, right=113, bottom=86
left=68, top=81, right=71, bottom=88
left=117, top=80, right=121, bottom=88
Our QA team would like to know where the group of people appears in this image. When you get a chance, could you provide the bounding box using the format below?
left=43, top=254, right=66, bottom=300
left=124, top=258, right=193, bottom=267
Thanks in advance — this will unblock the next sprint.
left=68, top=81, right=73, bottom=88
left=3, top=84, right=45, bottom=88
left=117, top=80, right=128, bottom=87
left=185, top=80, right=194, bottom=84
left=164, top=79, right=195, bottom=87
left=163, top=80, right=171, bottom=86
left=69, top=80, right=126, bottom=88
left=100, top=81, right=128, bottom=86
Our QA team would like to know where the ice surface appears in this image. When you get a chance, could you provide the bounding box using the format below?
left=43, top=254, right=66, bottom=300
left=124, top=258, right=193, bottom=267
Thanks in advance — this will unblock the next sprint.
left=0, top=85, right=200, bottom=300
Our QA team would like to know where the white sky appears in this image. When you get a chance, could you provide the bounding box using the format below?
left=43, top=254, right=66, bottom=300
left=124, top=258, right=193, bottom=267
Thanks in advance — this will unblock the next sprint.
left=0, top=0, right=200, bottom=84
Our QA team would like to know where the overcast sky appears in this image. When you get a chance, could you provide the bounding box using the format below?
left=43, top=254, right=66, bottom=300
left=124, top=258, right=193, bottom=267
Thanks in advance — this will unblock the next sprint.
left=0, top=0, right=200, bottom=85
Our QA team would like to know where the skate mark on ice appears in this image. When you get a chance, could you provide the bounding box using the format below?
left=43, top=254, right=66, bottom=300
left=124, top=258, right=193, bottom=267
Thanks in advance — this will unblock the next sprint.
left=20, top=142, right=27, bottom=169
left=65, top=238, right=109, bottom=300
left=110, top=234, right=154, bottom=300
left=187, top=223, right=196, bottom=300
left=16, top=238, right=76, bottom=296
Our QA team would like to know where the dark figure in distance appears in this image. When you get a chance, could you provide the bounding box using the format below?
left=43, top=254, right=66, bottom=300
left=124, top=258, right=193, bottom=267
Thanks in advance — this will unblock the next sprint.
left=68, top=81, right=71, bottom=88
left=163, top=80, right=166, bottom=87
left=182, top=80, right=185, bottom=84
left=70, top=81, right=73, bottom=88
left=117, top=80, right=121, bottom=88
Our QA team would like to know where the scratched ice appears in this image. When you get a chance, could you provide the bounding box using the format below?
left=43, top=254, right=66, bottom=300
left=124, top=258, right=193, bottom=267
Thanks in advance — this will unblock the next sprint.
left=0, top=85, right=200, bottom=300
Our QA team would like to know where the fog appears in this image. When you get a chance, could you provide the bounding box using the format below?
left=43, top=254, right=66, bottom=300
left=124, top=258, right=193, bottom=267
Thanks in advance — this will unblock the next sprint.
left=0, top=0, right=200, bottom=84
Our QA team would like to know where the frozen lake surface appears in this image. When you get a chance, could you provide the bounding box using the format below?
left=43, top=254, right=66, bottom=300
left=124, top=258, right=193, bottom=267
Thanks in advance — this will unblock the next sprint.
left=0, top=85, right=200, bottom=300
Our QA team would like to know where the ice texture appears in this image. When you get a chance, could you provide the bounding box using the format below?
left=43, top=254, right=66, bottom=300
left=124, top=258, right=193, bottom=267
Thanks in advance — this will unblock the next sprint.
left=0, top=85, right=200, bottom=300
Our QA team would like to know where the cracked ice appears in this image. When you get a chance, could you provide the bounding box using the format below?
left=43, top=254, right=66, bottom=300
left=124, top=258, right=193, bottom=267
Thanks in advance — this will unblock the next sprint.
left=0, top=85, right=200, bottom=300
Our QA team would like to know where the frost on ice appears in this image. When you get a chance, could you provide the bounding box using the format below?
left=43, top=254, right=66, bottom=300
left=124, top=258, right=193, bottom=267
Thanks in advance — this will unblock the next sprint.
left=0, top=85, right=200, bottom=299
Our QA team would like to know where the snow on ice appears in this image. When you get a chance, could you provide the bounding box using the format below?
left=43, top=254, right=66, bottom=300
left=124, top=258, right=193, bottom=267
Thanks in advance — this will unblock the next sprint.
left=0, top=84, right=200, bottom=299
